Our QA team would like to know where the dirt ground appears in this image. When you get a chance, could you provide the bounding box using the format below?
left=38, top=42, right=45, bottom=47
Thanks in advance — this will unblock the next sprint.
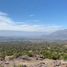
left=0, top=56, right=67, bottom=67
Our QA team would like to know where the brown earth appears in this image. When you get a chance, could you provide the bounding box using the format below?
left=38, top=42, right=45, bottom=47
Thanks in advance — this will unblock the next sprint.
left=0, top=56, right=67, bottom=67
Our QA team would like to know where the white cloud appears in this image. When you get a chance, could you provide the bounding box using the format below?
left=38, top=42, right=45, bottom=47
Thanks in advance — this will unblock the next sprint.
left=0, top=12, right=8, bottom=16
left=0, top=11, right=63, bottom=33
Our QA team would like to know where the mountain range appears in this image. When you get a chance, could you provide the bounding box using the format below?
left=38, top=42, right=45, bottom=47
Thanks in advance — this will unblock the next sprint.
left=0, top=29, right=67, bottom=41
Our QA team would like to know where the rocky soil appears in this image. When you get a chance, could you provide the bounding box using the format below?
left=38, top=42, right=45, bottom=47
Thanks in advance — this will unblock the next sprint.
left=0, top=56, right=67, bottom=67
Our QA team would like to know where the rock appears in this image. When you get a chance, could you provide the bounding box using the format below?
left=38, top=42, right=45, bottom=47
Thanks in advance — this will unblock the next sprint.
left=32, top=62, right=47, bottom=67
left=35, top=55, right=44, bottom=60
left=61, top=61, right=67, bottom=67
left=53, top=60, right=61, bottom=67
left=5, top=61, right=9, bottom=64
left=22, top=65, right=27, bottom=67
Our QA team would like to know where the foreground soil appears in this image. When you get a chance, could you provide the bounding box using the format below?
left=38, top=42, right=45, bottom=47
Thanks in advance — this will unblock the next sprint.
left=0, top=56, right=67, bottom=67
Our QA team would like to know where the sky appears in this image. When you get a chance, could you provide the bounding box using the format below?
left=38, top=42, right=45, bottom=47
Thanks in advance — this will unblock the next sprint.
left=0, top=0, right=67, bottom=33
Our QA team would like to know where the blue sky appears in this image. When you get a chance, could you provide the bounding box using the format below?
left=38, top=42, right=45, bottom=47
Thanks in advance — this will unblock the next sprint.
left=0, top=0, right=67, bottom=32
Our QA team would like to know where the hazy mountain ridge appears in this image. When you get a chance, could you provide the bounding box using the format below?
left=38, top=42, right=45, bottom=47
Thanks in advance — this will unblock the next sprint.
left=45, top=29, right=67, bottom=40
left=0, top=29, right=67, bottom=41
